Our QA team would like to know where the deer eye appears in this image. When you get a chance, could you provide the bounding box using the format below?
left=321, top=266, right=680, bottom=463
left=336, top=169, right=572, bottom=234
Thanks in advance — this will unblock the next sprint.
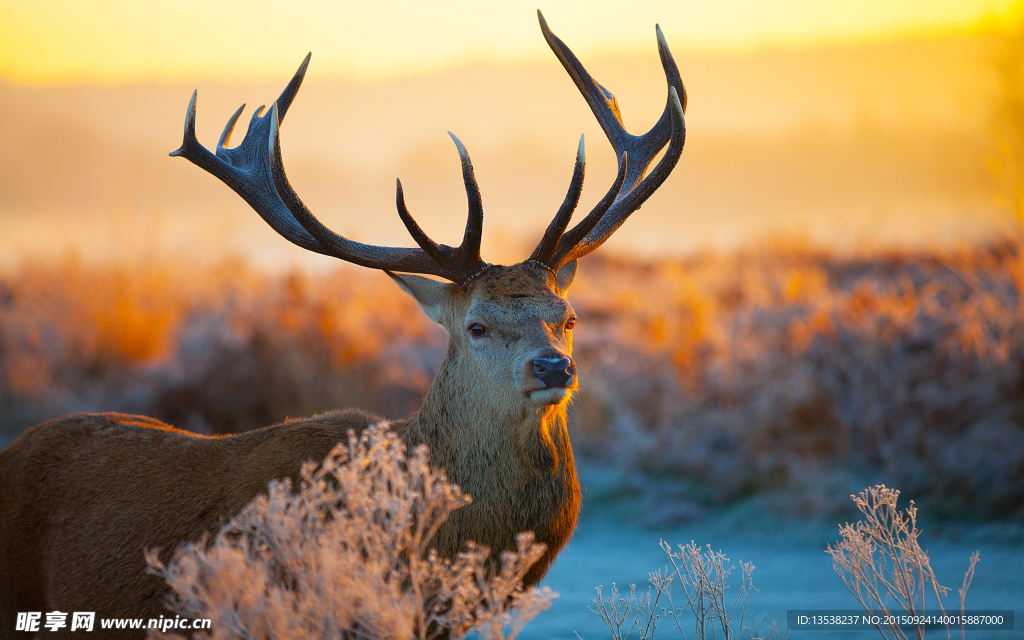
left=565, top=317, right=576, bottom=331
left=469, top=323, right=488, bottom=337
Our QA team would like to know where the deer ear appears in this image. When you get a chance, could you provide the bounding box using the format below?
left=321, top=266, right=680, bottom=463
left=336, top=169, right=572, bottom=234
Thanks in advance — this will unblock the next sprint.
left=386, top=271, right=452, bottom=324
left=555, top=260, right=577, bottom=293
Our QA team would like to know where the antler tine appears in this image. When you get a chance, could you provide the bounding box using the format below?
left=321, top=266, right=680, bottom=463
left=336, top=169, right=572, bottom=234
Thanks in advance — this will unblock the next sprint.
left=217, top=104, right=246, bottom=149
left=213, top=52, right=311, bottom=170
left=553, top=150, right=629, bottom=263
left=530, top=135, right=586, bottom=264
left=172, top=53, right=493, bottom=286
left=537, top=11, right=627, bottom=158
left=555, top=87, right=684, bottom=266
left=275, top=52, right=311, bottom=121
left=396, top=178, right=446, bottom=264
left=266, top=104, right=450, bottom=274
left=448, top=132, right=486, bottom=268
left=534, top=12, right=687, bottom=271
left=169, top=83, right=327, bottom=255
left=656, top=25, right=687, bottom=114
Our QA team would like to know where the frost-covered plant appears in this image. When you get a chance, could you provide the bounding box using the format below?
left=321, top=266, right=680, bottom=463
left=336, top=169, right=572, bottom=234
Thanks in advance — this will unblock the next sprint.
left=661, top=541, right=755, bottom=640
left=145, top=423, right=555, bottom=640
left=588, top=541, right=776, bottom=640
left=587, top=578, right=670, bottom=640
left=826, top=485, right=980, bottom=640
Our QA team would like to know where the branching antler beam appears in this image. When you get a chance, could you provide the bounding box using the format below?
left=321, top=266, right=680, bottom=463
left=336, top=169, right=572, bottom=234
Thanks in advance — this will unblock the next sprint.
left=170, top=12, right=686, bottom=286
left=531, top=10, right=687, bottom=272
left=170, top=55, right=487, bottom=286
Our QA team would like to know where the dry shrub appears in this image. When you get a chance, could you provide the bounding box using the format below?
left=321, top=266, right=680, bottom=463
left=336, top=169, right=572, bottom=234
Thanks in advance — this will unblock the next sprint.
left=588, top=540, right=783, bottom=640
left=826, top=485, right=980, bottom=640
left=145, top=423, right=555, bottom=640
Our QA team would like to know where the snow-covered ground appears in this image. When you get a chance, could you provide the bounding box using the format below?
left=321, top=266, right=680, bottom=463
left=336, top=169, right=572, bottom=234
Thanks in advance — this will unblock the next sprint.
left=518, top=467, right=1024, bottom=640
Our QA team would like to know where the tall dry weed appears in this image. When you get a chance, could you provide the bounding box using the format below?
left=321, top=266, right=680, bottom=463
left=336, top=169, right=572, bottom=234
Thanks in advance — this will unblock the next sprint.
left=826, top=485, right=980, bottom=640
left=145, top=423, right=555, bottom=640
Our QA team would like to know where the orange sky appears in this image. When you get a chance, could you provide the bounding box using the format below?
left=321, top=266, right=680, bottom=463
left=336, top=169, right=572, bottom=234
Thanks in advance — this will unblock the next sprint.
left=0, top=0, right=1015, bottom=270
left=0, top=0, right=1018, bottom=84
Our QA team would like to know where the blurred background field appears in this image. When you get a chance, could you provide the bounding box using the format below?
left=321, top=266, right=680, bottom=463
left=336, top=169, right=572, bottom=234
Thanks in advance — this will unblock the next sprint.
left=4, top=245, right=1024, bottom=522
left=3, top=1, right=1024, bottom=635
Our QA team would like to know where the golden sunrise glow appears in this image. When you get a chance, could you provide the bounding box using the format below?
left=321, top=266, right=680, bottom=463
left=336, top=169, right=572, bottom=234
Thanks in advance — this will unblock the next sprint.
left=0, top=0, right=1018, bottom=84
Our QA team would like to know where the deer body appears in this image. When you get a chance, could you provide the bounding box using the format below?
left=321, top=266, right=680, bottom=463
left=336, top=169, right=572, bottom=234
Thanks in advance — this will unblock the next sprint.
left=0, top=410, right=388, bottom=627
left=1, top=11, right=684, bottom=638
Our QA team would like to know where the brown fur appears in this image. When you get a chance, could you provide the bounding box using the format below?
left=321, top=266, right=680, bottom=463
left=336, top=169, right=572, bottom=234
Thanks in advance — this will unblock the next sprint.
left=0, top=261, right=581, bottom=639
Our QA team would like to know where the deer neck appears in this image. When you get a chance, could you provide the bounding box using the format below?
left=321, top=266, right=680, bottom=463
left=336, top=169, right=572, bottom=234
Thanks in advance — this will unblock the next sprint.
left=409, top=344, right=575, bottom=488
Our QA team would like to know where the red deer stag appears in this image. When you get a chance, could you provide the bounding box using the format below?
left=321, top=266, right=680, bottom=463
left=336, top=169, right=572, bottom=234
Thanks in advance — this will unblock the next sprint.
left=0, top=10, right=685, bottom=638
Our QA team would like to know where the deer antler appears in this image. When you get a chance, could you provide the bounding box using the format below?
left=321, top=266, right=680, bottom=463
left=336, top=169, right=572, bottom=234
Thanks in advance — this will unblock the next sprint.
left=170, top=54, right=488, bottom=287
left=171, top=13, right=684, bottom=285
left=530, top=10, right=686, bottom=272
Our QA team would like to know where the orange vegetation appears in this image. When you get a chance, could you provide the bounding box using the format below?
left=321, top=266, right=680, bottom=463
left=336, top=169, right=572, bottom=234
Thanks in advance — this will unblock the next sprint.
left=2, top=243, right=1023, bottom=518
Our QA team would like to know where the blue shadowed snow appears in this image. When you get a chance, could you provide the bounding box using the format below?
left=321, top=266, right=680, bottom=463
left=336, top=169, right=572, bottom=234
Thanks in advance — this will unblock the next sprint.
left=504, top=465, right=1024, bottom=640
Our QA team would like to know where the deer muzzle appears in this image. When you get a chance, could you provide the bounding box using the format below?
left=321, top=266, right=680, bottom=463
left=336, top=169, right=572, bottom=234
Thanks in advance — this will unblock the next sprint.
left=531, top=356, right=575, bottom=388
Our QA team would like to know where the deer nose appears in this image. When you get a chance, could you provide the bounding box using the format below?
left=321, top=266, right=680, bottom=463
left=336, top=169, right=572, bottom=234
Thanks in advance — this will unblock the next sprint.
left=531, top=357, right=574, bottom=388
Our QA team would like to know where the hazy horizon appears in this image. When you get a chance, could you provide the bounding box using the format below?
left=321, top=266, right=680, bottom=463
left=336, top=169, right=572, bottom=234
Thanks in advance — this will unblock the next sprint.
left=0, top=29, right=1009, bottom=272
